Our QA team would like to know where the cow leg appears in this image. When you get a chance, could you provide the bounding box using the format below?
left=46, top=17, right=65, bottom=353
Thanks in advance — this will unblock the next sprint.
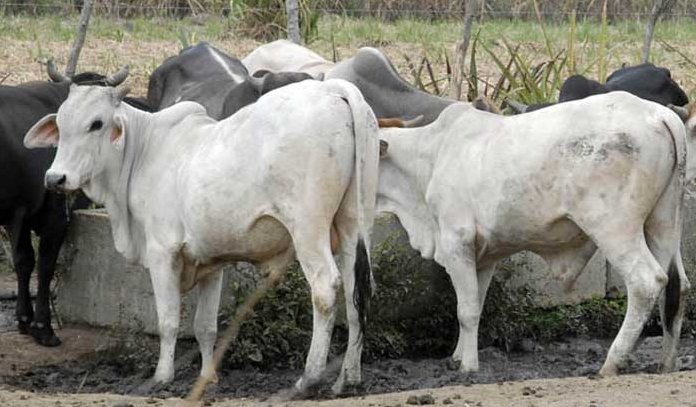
left=434, top=226, right=479, bottom=373
left=147, top=252, right=183, bottom=383
left=330, top=214, right=363, bottom=394
left=31, top=226, right=67, bottom=347
left=7, top=213, right=35, bottom=335
left=293, top=232, right=341, bottom=394
left=657, top=250, right=689, bottom=372
left=643, top=187, right=690, bottom=373
left=451, top=263, right=495, bottom=364
left=591, top=233, right=666, bottom=376
left=194, top=269, right=223, bottom=383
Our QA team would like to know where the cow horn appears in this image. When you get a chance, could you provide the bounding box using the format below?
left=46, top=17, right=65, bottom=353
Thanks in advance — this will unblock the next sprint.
left=46, top=59, right=69, bottom=83
left=252, top=69, right=271, bottom=78
left=116, top=86, right=131, bottom=102
left=106, top=65, right=130, bottom=86
left=377, top=115, right=425, bottom=129
left=505, top=99, right=528, bottom=114
left=472, top=96, right=500, bottom=115
left=402, top=115, right=424, bottom=128
left=248, top=75, right=265, bottom=93
left=668, top=104, right=690, bottom=122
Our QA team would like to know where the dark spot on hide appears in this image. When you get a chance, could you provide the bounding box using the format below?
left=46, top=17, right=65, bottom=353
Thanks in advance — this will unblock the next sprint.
left=596, top=132, right=639, bottom=160
left=558, top=133, right=639, bottom=162
left=560, top=136, right=595, bottom=158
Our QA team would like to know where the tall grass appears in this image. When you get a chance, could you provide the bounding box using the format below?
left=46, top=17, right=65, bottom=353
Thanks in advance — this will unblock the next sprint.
left=5, top=0, right=694, bottom=20
left=0, top=13, right=693, bottom=100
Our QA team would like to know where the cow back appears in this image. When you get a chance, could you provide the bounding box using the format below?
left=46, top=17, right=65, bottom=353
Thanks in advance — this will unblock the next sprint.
left=327, top=47, right=454, bottom=125
left=147, top=42, right=250, bottom=112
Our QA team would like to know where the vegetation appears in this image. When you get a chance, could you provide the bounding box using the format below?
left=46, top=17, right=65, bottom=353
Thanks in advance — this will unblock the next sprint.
left=216, top=229, right=634, bottom=370
left=1, top=0, right=694, bottom=20
left=0, top=12, right=694, bottom=101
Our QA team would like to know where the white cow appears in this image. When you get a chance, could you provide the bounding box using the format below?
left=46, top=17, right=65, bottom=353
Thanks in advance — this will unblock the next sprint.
left=377, top=92, right=691, bottom=376
left=24, top=78, right=380, bottom=394
left=242, top=39, right=334, bottom=78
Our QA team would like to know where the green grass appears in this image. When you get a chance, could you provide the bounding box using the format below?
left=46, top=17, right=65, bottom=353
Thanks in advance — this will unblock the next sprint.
left=2, top=14, right=696, bottom=46
left=318, top=15, right=696, bottom=45
left=0, top=13, right=694, bottom=99
left=0, top=14, right=232, bottom=42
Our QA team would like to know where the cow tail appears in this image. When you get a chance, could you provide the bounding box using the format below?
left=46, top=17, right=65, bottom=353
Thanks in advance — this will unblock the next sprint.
left=664, top=260, right=680, bottom=333
left=330, top=79, right=380, bottom=335
left=660, top=115, right=688, bottom=335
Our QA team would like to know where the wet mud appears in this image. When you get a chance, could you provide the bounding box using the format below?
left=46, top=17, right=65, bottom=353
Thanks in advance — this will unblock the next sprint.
left=2, top=329, right=695, bottom=402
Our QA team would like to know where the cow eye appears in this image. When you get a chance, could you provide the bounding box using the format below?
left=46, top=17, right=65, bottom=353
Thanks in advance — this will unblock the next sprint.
left=89, top=120, right=103, bottom=132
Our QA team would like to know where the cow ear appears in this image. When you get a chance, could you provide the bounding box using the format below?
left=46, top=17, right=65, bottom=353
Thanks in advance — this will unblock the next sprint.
left=668, top=104, right=689, bottom=122
left=24, top=114, right=59, bottom=149
left=110, top=114, right=127, bottom=151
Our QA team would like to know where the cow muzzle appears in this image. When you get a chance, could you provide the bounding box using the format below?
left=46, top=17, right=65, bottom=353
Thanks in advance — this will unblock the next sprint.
left=45, top=172, right=67, bottom=191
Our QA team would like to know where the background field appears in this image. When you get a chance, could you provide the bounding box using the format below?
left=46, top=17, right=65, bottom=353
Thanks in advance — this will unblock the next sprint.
left=0, top=10, right=694, bottom=103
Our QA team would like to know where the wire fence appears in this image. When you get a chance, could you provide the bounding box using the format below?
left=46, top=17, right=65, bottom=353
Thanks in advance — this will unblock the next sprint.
left=1, top=1, right=696, bottom=20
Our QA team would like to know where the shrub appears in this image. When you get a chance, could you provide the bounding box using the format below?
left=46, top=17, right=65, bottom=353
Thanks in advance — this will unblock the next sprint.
left=219, top=227, right=633, bottom=369
left=229, top=0, right=320, bottom=43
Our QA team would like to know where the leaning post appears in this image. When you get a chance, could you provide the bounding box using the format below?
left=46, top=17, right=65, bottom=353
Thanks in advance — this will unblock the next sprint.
left=450, top=0, right=479, bottom=100
left=642, top=0, right=676, bottom=63
left=286, top=0, right=301, bottom=44
left=65, top=0, right=94, bottom=78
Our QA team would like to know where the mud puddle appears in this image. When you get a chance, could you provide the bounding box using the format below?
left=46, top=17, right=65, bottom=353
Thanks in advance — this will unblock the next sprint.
left=1, top=331, right=695, bottom=401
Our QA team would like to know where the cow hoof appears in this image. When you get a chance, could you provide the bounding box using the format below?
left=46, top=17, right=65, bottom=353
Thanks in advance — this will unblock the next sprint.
left=446, top=358, right=460, bottom=371
left=332, top=379, right=363, bottom=396
left=17, top=320, right=31, bottom=335
left=291, top=376, right=321, bottom=399
left=598, top=365, right=618, bottom=377
left=30, top=323, right=61, bottom=347
left=200, top=371, right=219, bottom=385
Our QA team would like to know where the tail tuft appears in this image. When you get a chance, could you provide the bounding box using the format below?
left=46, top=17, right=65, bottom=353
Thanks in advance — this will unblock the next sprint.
left=353, top=238, right=372, bottom=336
left=664, top=259, right=680, bottom=334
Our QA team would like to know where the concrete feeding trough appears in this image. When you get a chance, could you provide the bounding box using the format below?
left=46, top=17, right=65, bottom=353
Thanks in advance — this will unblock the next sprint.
left=55, top=195, right=696, bottom=335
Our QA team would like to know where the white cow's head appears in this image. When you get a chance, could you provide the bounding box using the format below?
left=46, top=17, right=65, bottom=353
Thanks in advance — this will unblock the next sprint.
left=24, top=85, right=131, bottom=191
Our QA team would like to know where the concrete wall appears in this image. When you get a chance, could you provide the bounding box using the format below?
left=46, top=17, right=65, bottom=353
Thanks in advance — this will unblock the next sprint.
left=57, top=195, right=696, bottom=335
left=57, top=210, right=254, bottom=336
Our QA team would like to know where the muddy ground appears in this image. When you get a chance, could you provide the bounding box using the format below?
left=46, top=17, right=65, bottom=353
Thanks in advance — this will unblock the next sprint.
left=2, top=271, right=696, bottom=403
left=1, top=313, right=696, bottom=404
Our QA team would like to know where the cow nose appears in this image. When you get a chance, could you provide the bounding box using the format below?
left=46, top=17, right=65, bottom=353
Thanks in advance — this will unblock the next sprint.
left=45, top=173, right=66, bottom=191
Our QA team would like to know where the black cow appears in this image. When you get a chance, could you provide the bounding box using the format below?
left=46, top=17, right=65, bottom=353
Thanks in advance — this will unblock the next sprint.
left=326, top=47, right=455, bottom=125
left=147, top=42, right=315, bottom=120
left=0, top=64, right=141, bottom=346
left=512, top=63, right=689, bottom=113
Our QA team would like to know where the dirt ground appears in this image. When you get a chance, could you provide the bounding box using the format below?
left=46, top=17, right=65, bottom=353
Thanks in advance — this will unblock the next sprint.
left=1, top=360, right=696, bottom=407
left=1, top=314, right=696, bottom=406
